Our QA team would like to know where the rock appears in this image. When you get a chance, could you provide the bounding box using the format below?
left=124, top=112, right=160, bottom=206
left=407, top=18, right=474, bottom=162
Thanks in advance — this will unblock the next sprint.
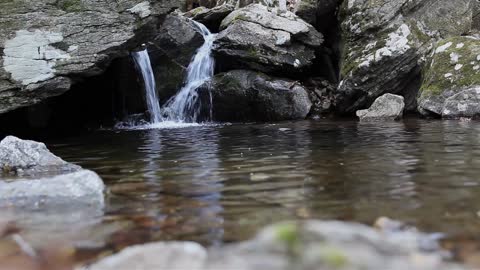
left=0, top=136, right=75, bottom=173
left=336, top=0, right=473, bottom=114
left=79, top=242, right=207, bottom=270
left=418, top=36, right=480, bottom=118
left=356, top=94, right=405, bottom=121
left=198, top=70, right=312, bottom=121
left=0, top=0, right=184, bottom=115
left=82, top=220, right=465, bottom=270
left=148, top=13, right=205, bottom=103
left=442, top=87, right=480, bottom=119
left=304, top=78, right=336, bottom=118
left=185, top=4, right=235, bottom=32
left=0, top=136, right=104, bottom=209
left=294, top=0, right=340, bottom=30
left=0, top=170, right=104, bottom=209
left=213, top=4, right=323, bottom=75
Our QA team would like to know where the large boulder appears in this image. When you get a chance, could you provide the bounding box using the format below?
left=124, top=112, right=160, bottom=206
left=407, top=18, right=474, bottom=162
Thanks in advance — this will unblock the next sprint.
left=335, top=0, right=473, bottom=114
left=418, top=36, right=480, bottom=118
left=82, top=219, right=465, bottom=270
left=147, top=13, right=205, bottom=103
left=0, top=0, right=184, bottom=115
left=356, top=93, right=405, bottom=121
left=0, top=136, right=104, bottom=208
left=213, top=4, right=323, bottom=75
left=198, top=70, right=312, bottom=121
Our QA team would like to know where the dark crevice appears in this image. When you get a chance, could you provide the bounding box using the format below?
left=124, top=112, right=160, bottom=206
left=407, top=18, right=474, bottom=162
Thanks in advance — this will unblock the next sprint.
left=0, top=57, right=146, bottom=140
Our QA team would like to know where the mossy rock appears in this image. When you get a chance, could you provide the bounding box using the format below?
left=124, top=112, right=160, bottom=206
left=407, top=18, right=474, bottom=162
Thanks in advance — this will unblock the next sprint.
left=420, top=36, right=480, bottom=97
left=418, top=36, right=480, bottom=116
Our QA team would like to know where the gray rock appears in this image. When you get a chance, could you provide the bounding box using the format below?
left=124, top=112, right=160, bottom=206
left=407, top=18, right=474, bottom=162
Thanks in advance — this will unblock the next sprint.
left=356, top=94, right=405, bottom=121
left=0, top=0, right=184, bottom=114
left=442, top=87, right=480, bottom=119
left=81, top=220, right=465, bottom=270
left=0, top=170, right=105, bottom=209
left=418, top=36, right=480, bottom=118
left=336, top=0, right=473, bottom=114
left=214, top=4, right=322, bottom=74
left=198, top=70, right=312, bottom=121
left=0, top=136, right=104, bottom=209
left=80, top=242, right=207, bottom=270
left=148, top=13, right=205, bottom=103
left=0, top=135, right=77, bottom=174
left=185, top=4, right=235, bottom=32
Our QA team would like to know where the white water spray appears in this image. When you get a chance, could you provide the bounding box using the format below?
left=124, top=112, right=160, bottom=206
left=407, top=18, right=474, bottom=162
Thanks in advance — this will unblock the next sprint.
left=162, top=21, right=216, bottom=122
left=132, top=49, right=162, bottom=124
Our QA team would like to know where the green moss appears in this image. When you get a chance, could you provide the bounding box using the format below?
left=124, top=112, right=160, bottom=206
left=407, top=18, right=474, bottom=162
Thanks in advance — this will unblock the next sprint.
left=275, top=223, right=299, bottom=251
left=420, top=36, right=480, bottom=97
left=57, top=0, right=85, bottom=12
left=318, top=246, right=349, bottom=268
left=408, top=20, right=431, bottom=45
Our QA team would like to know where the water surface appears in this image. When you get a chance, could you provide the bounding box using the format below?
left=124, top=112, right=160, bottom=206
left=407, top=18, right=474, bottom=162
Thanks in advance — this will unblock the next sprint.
left=9, top=119, right=480, bottom=258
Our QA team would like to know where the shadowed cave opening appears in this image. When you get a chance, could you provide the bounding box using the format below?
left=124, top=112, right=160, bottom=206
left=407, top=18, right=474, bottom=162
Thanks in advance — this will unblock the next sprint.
left=0, top=57, right=147, bottom=140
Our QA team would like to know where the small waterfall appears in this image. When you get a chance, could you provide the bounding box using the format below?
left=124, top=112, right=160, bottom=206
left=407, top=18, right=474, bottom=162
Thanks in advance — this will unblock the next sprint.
left=132, top=49, right=162, bottom=124
left=162, top=21, right=216, bottom=122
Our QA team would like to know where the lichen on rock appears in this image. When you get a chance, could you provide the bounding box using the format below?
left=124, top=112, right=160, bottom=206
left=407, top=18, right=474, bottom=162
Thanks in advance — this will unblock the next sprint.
left=418, top=36, right=480, bottom=118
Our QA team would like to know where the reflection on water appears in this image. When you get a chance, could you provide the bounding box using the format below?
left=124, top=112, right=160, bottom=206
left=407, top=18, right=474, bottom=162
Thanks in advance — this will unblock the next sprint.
left=18, top=119, right=480, bottom=256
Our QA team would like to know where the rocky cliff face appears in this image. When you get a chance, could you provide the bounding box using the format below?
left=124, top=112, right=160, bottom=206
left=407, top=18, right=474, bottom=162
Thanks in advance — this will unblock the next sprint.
left=336, top=0, right=473, bottom=114
left=1, top=0, right=480, bottom=124
left=0, top=0, right=184, bottom=114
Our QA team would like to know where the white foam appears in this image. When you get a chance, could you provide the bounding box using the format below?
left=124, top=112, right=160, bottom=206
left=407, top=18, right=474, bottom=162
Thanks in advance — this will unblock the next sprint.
left=115, top=121, right=202, bottom=130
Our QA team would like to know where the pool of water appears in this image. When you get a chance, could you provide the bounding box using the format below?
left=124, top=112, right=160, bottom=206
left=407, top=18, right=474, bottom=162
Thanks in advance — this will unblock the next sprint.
left=6, top=119, right=480, bottom=260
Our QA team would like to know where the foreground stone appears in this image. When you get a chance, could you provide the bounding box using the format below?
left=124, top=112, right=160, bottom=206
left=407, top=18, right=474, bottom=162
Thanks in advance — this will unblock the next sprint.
left=0, top=136, right=77, bottom=174
left=0, top=136, right=104, bottom=208
left=356, top=94, right=405, bottom=121
left=198, top=70, right=312, bottom=121
left=418, top=36, right=480, bottom=118
left=214, top=4, right=323, bottom=75
left=0, top=0, right=184, bottom=114
left=82, top=219, right=464, bottom=270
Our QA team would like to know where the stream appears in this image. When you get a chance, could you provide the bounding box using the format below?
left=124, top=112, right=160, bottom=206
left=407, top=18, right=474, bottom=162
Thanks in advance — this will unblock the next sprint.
left=7, top=118, right=476, bottom=260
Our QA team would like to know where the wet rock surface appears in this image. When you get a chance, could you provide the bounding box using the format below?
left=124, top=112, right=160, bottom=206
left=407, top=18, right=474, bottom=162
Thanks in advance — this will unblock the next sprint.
left=82, top=219, right=465, bottom=270
left=148, top=13, right=205, bottom=103
left=198, top=70, right=312, bottom=121
left=356, top=94, right=405, bottom=121
left=0, top=0, right=184, bottom=114
left=0, top=136, right=104, bottom=209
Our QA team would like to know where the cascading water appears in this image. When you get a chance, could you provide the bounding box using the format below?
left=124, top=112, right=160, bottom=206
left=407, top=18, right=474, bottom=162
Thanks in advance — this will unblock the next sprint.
left=132, top=49, right=163, bottom=124
left=161, top=21, right=216, bottom=123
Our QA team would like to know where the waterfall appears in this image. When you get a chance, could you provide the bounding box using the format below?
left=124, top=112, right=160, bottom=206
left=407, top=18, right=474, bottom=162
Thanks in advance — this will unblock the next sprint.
left=132, top=49, right=163, bottom=124
left=162, top=21, right=216, bottom=123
